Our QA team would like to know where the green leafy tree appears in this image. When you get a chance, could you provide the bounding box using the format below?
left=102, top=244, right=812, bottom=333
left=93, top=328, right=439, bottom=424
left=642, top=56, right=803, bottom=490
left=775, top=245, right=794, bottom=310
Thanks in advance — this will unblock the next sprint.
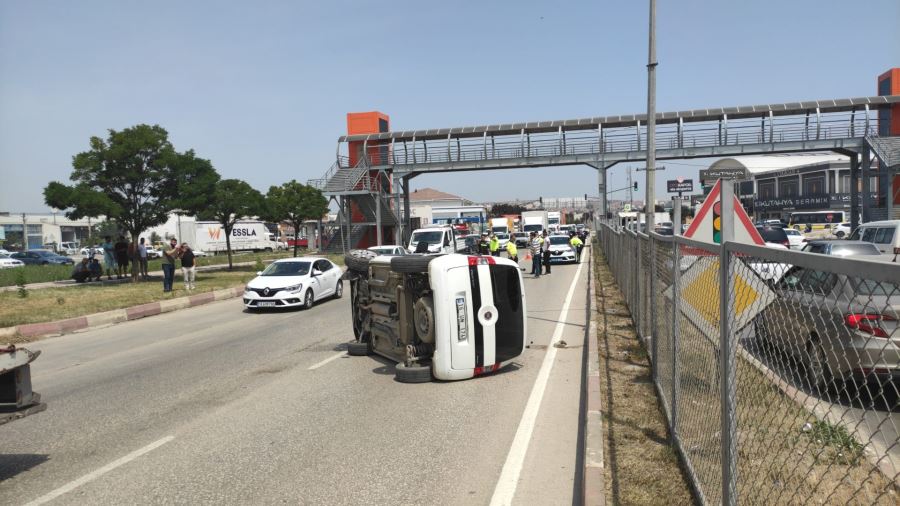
left=44, top=124, right=219, bottom=280
left=264, top=181, right=329, bottom=257
left=490, top=203, right=528, bottom=216
left=198, top=179, right=264, bottom=270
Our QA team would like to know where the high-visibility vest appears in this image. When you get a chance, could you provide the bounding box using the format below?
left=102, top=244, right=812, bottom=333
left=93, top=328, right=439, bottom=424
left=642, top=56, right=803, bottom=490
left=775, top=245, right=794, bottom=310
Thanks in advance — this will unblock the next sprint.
left=506, top=242, right=517, bottom=257
left=570, top=237, right=583, bottom=248
left=489, top=238, right=499, bottom=252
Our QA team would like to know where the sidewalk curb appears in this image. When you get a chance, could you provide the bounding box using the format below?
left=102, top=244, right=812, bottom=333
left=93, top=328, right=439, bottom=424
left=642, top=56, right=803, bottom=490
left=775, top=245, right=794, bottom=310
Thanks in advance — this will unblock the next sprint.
left=2, top=284, right=246, bottom=341
left=582, top=248, right=606, bottom=505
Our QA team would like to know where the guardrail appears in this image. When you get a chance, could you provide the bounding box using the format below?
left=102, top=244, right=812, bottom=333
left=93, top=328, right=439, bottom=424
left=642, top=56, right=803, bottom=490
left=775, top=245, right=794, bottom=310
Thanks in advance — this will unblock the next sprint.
left=596, top=222, right=899, bottom=505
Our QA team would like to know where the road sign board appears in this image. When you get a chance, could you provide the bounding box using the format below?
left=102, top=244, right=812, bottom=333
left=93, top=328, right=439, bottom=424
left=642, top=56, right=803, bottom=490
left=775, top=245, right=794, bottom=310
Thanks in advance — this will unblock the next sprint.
left=699, top=167, right=748, bottom=180
left=667, top=178, right=693, bottom=193
left=683, top=179, right=764, bottom=246
left=623, top=204, right=632, bottom=212
left=664, top=258, right=775, bottom=344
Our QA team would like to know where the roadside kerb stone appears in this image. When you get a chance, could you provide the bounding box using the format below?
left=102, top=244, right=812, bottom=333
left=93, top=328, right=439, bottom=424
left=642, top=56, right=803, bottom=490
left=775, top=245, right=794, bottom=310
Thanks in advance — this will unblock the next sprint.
left=582, top=249, right=606, bottom=506
left=1, top=283, right=248, bottom=342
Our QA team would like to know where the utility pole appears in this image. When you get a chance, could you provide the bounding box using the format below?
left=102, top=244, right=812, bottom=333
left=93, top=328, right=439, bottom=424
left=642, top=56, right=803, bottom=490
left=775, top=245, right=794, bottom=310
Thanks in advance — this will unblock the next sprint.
left=645, top=0, right=658, bottom=230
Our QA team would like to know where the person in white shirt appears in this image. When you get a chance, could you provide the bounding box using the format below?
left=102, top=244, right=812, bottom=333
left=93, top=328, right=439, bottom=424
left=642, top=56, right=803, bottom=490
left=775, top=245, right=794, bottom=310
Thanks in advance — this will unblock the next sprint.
left=138, top=237, right=149, bottom=280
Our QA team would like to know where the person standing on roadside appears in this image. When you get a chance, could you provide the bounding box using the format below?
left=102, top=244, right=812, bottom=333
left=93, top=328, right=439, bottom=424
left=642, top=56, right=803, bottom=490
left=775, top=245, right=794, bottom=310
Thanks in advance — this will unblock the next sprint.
left=161, top=237, right=179, bottom=292
left=101, top=235, right=116, bottom=280
left=489, top=234, right=500, bottom=257
left=478, top=233, right=490, bottom=256
left=114, top=235, right=128, bottom=279
left=138, top=237, right=149, bottom=280
left=569, top=234, right=584, bottom=263
left=180, top=242, right=196, bottom=290
left=529, top=231, right=543, bottom=278
left=541, top=230, right=552, bottom=275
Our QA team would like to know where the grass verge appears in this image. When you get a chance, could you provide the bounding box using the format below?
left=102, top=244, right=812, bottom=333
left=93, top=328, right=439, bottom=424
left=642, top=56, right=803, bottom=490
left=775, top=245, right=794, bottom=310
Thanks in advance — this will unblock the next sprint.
left=0, top=250, right=308, bottom=287
left=593, top=245, right=695, bottom=505
left=0, top=253, right=346, bottom=329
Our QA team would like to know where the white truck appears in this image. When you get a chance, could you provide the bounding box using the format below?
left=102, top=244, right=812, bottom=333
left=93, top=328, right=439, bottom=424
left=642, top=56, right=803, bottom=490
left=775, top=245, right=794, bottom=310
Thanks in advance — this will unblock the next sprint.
left=343, top=251, right=527, bottom=382
left=490, top=217, right=512, bottom=235
left=521, top=210, right=549, bottom=235
left=178, top=220, right=281, bottom=253
left=547, top=211, right=561, bottom=232
left=407, top=225, right=465, bottom=254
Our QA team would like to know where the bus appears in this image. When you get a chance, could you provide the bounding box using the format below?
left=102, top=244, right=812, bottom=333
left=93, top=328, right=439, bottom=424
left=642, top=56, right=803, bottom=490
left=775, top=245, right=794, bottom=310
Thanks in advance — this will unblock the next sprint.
left=788, top=210, right=846, bottom=232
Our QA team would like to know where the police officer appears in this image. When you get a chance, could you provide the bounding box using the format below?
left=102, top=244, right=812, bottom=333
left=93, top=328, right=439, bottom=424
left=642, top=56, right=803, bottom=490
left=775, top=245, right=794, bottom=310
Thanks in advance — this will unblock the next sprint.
left=489, top=234, right=500, bottom=257
left=506, top=238, right=518, bottom=265
left=478, top=233, right=490, bottom=255
left=569, top=233, right=584, bottom=263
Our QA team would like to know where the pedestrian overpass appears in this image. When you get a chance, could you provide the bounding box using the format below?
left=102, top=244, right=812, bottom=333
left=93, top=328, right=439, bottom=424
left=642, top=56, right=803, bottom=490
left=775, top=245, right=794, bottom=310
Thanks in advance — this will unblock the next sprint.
left=309, top=95, right=900, bottom=250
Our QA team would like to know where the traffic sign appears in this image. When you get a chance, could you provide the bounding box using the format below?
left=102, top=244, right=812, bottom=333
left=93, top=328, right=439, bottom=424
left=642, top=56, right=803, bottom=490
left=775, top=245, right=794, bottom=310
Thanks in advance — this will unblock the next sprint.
left=667, top=178, right=694, bottom=193
left=664, top=257, right=775, bottom=344
left=683, top=179, right=764, bottom=246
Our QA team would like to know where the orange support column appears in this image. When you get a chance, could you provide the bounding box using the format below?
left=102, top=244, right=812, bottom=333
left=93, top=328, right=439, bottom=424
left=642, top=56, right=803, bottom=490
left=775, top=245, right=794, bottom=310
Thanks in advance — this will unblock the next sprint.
left=346, top=112, right=393, bottom=248
left=877, top=69, right=900, bottom=206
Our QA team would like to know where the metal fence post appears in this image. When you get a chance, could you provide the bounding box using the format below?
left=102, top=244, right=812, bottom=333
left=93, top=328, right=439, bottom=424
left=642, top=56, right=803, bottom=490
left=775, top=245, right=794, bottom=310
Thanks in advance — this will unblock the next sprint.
left=635, top=233, right=642, bottom=338
left=671, top=239, right=681, bottom=442
left=719, top=181, right=737, bottom=506
left=650, top=234, right=658, bottom=383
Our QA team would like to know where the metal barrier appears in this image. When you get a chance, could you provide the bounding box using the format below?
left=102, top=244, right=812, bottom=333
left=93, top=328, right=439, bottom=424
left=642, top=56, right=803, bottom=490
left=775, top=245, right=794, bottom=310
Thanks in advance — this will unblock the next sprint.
left=597, top=223, right=900, bottom=505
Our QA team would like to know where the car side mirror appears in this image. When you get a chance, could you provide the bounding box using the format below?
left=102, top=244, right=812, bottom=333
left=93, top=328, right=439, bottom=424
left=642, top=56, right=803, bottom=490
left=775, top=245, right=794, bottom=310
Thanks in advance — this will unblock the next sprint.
left=256, top=271, right=262, bottom=276
left=312, top=269, right=322, bottom=277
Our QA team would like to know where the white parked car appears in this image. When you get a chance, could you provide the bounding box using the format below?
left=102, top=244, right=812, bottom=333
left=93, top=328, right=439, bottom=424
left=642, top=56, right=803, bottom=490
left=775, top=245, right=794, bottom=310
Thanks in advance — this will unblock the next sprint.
left=832, top=222, right=852, bottom=238
left=546, top=235, right=577, bottom=263
left=368, top=245, right=407, bottom=256
left=79, top=246, right=104, bottom=257
left=191, top=249, right=209, bottom=257
left=494, top=233, right=510, bottom=250
left=0, top=253, right=24, bottom=269
left=783, top=228, right=805, bottom=250
left=243, top=257, right=342, bottom=310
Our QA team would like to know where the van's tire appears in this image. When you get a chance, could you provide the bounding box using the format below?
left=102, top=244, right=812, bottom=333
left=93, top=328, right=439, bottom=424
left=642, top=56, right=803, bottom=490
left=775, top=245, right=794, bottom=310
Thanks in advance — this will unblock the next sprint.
left=347, top=341, right=371, bottom=356
left=345, top=249, right=376, bottom=275
left=835, top=231, right=845, bottom=238
left=395, top=363, right=432, bottom=383
left=390, top=255, right=438, bottom=274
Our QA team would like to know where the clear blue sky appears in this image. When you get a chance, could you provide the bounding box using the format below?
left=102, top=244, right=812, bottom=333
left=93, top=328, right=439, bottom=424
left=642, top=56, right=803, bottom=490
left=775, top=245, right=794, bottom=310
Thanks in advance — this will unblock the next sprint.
left=1, top=0, right=898, bottom=212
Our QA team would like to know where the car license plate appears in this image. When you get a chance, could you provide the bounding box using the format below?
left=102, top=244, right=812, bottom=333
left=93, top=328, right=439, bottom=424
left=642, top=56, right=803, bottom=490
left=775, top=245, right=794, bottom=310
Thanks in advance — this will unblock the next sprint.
left=257, top=301, right=277, bottom=307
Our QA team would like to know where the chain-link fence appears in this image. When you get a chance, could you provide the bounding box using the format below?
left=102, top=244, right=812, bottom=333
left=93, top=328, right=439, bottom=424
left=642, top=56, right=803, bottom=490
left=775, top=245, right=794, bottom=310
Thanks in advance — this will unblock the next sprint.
left=597, top=222, right=899, bottom=505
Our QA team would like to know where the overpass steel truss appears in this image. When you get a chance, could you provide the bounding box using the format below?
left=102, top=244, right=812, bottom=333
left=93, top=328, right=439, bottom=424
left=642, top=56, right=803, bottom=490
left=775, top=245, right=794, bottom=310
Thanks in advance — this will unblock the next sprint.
left=317, top=95, right=900, bottom=244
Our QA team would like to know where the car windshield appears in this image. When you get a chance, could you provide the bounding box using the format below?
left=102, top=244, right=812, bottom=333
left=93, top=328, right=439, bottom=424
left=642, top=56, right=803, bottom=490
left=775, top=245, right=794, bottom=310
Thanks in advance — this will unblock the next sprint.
left=784, top=230, right=800, bottom=236
left=411, top=231, right=443, bottom=244
left=549, top=236, right=570, bottom=245
left=514, top=233, right=527, bottom=238
left=261, top=261, right=310, bottom=276
left=495, top=233, right=509, bottom=240
left=830, top=244, right=880, bottom=256
left=855, top=279, right=900, bottom=296
left=756, top=227, right=787, bottom=243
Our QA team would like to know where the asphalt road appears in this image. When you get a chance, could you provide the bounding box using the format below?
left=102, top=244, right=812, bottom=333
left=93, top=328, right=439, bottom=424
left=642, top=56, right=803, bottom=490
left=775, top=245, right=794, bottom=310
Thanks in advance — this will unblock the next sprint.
left=0, top=250, right=590, bottom=505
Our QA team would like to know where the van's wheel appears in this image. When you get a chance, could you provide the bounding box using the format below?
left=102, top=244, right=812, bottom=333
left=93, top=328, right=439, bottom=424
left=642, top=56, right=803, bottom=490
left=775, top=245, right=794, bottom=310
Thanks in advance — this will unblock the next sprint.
left=390, top=255, right=439, bottom=274
left=345, top=249, right=376, bottom=275
left=395, top=362, right=432, bottom=383
left=347, top=340, right=371, bottom=356
left=835, top=231, right=845, bottom=238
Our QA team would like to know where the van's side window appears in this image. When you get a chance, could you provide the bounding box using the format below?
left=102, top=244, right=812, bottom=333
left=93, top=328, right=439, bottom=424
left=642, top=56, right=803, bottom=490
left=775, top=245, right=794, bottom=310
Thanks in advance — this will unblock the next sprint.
left=874, top=227, right=894, bottom=244
left=862, top=228, right=877, bottom=243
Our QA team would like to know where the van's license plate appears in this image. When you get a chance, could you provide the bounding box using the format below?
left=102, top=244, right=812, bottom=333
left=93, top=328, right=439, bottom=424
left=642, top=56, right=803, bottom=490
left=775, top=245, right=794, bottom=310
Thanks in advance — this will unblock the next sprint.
left=257, top=301, right=277, bottom=307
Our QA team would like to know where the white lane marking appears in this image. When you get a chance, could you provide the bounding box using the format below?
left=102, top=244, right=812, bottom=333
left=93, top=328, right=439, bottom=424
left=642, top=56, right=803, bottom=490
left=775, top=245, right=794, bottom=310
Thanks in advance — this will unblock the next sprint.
left=490, top=255, right=585, bottom=506
left=308, top=351, right=348, bottom=370
left=25, top=436, right=175, bottom=506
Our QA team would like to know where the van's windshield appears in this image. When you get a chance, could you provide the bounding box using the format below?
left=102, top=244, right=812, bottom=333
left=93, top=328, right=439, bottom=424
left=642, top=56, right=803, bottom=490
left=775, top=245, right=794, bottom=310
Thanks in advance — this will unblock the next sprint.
left=411, top=231, right=444, bottom=244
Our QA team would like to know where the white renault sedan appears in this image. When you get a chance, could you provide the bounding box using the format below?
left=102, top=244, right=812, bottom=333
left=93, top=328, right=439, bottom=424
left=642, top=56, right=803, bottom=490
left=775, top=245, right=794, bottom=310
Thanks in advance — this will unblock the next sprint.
left=243, top=257, right=343, bottom=310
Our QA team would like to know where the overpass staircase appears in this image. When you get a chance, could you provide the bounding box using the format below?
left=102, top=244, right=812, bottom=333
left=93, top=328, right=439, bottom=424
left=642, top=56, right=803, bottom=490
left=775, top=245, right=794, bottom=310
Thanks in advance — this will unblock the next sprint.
left=308, top=157, right=399, bottom=253
left=865, top=135, right=900, bottom=221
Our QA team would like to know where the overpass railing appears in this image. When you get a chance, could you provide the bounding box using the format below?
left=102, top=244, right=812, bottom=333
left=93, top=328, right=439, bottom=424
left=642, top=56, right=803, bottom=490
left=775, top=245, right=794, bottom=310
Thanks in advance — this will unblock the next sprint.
left=596, top=223, right=899, bottom=505
left=339, top=97, right=898, bottom=168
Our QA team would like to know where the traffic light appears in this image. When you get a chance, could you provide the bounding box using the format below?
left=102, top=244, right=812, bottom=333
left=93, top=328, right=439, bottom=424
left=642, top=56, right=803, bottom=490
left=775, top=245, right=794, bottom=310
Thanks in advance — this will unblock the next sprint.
left=633, top=182, right=638, bottom=191
left=712, top=200, right=722, bottom=244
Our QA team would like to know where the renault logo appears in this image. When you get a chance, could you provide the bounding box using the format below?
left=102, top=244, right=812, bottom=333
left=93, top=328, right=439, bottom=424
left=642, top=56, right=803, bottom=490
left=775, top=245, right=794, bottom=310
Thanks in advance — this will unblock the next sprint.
left=263, top=288, right=270, bottom=296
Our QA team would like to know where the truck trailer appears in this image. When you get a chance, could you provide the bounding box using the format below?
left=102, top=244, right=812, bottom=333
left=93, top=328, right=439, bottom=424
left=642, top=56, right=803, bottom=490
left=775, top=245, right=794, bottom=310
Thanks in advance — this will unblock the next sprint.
left=521, top=210, right=549, bottom=235
left=178, top=220, right=281, bottom=253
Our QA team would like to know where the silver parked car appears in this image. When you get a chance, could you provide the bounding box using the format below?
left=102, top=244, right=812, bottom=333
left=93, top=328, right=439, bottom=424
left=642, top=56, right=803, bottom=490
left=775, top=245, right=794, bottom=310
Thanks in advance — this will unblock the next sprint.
left=754, top=266, right=899, bottom=392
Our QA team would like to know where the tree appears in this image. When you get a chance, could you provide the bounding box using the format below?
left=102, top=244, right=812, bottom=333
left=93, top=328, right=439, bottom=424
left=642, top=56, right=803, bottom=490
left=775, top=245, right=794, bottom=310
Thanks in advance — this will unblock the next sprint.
left=198, top=179, right=264, bottom=270
left=44, top=124, right=219, bottom=280
left=264, top=181, right=329, bottom=257
left=490, top=203, right=528, bottom=216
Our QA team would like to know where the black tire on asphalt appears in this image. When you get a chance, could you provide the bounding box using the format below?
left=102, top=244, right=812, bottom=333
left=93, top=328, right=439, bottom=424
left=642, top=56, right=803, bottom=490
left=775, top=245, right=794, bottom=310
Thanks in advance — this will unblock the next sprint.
left=347, top=341, right=371, bottom=356
left=303, top=289, right=315, bottom=310
left=390, top=255, right=437, bottom=274
left=333, top=280, right=343, bottom=299
left=835, top=231, right=845, bottom=238
left=395, top=362, right=432, bottom=383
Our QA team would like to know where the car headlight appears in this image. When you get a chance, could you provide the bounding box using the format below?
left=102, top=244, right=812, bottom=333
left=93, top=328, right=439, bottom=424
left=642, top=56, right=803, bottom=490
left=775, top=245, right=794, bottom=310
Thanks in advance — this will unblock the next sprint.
left=284, top=283, right=303, bottom=293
